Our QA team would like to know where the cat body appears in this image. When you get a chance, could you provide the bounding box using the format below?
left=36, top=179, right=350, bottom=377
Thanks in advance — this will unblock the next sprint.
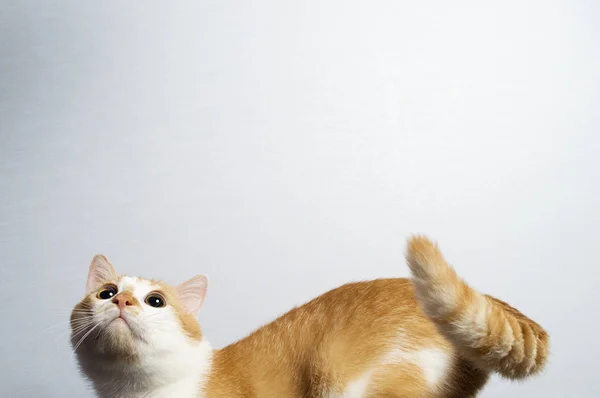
left=71, top=236, right=548, bottom=397
left=202, top=278, right=488, bottom=398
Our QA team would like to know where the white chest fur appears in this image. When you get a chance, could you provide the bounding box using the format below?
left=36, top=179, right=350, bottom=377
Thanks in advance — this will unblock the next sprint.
left=82, top=340, right=213, bottom=398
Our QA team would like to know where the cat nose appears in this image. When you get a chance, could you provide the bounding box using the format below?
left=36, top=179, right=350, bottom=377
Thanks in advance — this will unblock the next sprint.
left=112, top=293, right=134, bottom=310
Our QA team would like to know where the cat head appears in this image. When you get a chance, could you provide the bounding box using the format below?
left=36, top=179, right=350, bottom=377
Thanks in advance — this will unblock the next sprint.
left=70, top=255, right=209, bottom=369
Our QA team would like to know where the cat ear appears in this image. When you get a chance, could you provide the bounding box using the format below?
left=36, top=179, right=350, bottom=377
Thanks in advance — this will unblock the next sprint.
left=86, top=255, right=117, bottom=294
left=176, top=275, right=208, bottom=315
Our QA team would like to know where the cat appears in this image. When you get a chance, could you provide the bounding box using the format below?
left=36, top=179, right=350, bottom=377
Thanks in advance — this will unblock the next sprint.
left=71, top=235, right=548, bottom=397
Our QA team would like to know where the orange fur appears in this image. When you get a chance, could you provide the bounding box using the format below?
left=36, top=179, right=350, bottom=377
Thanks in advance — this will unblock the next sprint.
left=201, top=236, right=547, bottom=396
left=406, top=236, right=549, bottom=380
left=71, top=236, right=549, bottom=397
left=203, top=279, right=484, bottom=397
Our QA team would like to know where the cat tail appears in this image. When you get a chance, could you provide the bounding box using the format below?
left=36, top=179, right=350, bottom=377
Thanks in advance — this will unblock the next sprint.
left=405, top=235, right=549, bottom=380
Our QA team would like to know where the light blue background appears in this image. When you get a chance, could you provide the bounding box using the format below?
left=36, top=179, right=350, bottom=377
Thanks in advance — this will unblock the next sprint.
left=1, top=1, right=598, bottom=396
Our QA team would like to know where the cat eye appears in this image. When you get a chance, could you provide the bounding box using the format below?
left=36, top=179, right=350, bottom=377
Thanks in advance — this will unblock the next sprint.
left=145, top=293, right=166, bottom=308
left=97, top=284, right=118, bottom=300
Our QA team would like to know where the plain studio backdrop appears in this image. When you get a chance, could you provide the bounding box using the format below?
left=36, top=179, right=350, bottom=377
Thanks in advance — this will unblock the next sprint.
left=1, top=1, right=599, bottom=397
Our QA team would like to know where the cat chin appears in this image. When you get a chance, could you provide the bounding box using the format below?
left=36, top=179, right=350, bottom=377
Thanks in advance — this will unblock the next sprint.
left=92, top=322, right=140, bottom=360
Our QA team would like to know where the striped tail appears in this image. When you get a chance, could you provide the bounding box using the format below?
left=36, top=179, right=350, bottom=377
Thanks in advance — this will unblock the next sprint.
left=405, top=235, right=549, bottom=380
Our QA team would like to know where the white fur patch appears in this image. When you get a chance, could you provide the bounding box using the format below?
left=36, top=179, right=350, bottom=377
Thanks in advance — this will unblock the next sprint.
left=342, top=369, right=374, bottom=397
left=162, top=339, right=213, bottom=398
left=414, top=348, right=451, bottom=387
left=119, top=276, right=155, bottom=298
left=381, top=345, right=451, bottom=388
left=329, top=344, right=451, bottom=398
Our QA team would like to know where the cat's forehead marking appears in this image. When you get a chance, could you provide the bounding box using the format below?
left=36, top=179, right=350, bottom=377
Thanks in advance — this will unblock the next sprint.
left=119, top=276, right=159, bottom=297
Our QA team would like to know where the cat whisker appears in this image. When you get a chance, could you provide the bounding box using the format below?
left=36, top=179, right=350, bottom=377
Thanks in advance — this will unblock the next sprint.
left=71, top=320, right=97, bottom=332
left=42, top=320, right=80, bottom=333
left=73, top=323, right=102, bottom=353
left=71, top=324, right=95, bottom=335
left=43, top=316, right=96, bottom=334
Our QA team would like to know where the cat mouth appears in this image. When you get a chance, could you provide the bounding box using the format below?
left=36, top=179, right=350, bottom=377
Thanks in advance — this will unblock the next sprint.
left=109, top=316, right=131, bottom=329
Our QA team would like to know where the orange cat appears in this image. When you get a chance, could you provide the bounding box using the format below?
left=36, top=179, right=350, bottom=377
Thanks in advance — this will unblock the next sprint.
left=71, top=236, right=548, bottom=397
